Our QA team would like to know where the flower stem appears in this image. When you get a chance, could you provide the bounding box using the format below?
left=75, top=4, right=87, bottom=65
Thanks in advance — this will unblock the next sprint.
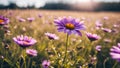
left=63, top=34, right=69, bottom=66
left=21, top=48, right=27, bottom=68
left=27, top=58, right=31, bottom=68
left=103, top=58, right=109, bottom=68
left=112, top=61, right=118, bottom=68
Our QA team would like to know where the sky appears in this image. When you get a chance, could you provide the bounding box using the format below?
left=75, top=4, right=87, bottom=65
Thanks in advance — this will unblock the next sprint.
left=0, top=0, right=120, bottom=8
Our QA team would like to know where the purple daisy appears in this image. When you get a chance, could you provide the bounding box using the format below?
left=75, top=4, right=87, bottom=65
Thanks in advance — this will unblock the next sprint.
left=3, top=25, right=9, bottom=29
left=18, top=18, right=26, bottom=22
left=38, top=14, right=43, bottom=18
left=0, top=15, right=9, bottom=25
left=110, top=43, right=120, bottom=62
left=95, top=45, right=102, bottom=51
left=54, top=16, right=85, bottom=36
left=42, top=60, right=50, bottom=68
left=26, top=49, right=38, bottom=57
left=103, top=16, right=109, bottom=20
left=104, top=38, right=112, bottom=43
left=27, top=17, right=35, bottom=22
left=95, top=20, right=103, bottom=29
left=13, top=35, right=37, bottom=48
left=86, top=32, right=101, bottom=42
left=45, top=32, right=59, bottom=40
left=111, top=29, right=119, bottom=34
left=101, top=28, right=111, bottom=33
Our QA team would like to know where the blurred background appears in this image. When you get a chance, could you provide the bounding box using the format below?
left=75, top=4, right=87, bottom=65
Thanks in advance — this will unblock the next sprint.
left=0, top=0, right=120, bottom=11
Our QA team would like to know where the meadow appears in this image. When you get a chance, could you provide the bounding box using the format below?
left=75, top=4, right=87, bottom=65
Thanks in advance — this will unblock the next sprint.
left=0, top=9, right=120, bottom=68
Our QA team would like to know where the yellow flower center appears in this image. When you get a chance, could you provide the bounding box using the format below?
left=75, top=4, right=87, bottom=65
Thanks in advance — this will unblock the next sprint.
left=65, top=23, right=75, bottom=30
left=0, top=19, right=4, bottom=24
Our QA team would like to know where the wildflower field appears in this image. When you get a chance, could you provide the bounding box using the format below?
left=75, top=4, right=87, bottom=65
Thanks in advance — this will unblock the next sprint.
left=0, top=10, right=120, bottom=68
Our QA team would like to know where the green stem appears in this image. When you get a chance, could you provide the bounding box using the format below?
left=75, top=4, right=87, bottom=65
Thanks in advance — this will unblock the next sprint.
left=23, top=57, right=26, bottom=68
left=50, top=40, right=61, bottom=67
left=21, top=48, right=26, bottom=68
left=27, top=58, right=31, bottom=68
left=112, top=61, right=118, bottom=68
left=51, top=40, right=59, bottom=58
left=103, top=58, right=109, bottom=68
left=63, top=34, right=69, bottom=66
left=52, top=45, right=58, bottom=57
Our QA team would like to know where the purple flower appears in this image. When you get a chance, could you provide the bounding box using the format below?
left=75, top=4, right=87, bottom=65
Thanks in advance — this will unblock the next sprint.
left=110, top=43, right=120, bottom=62
left=3, top=25, right=9, bottom=29
left=0, top=15, right=9, bottom=25
left=111, top=29, right=119, bottom=34
left=103, top=16, right=109, bottom=20
left=95, top=20, right=103, bottom=28
left=90, top=56, right=97, bottom=64
left=26, top=49, right=37, bottom=57
left=42, top=60, right=50, bottom=68
left=38, top=14, right=43, bottom=18
left=54, top=16, right=85, bottom=36
left=95, top=45, right=102, bottom=51
left=27, top=17, right=35, bottom=22
left=102, top=28, right=111, bottom=33
left=13, top=35, right=37, bottom=48
left=86, top=32, right=101, bottom=42
left=104, top=38, right=112, bottom=43
left=18, top=18, right=26, bottom=22
left=113, top=24, right=119, bottom=28
left=45, top=32, right=59, bottom=40
left=8, top=11, right=13, bottom=16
